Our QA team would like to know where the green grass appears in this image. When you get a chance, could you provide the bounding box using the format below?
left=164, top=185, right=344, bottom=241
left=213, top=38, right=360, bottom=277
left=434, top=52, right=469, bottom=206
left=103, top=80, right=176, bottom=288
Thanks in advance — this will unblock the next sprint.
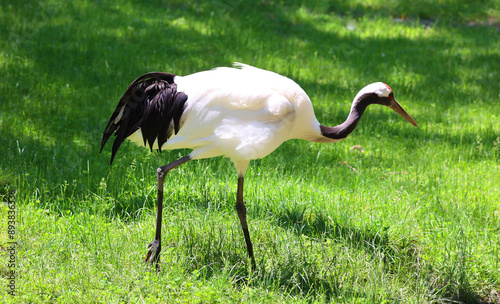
left=1, top=0, right=499, bottom=302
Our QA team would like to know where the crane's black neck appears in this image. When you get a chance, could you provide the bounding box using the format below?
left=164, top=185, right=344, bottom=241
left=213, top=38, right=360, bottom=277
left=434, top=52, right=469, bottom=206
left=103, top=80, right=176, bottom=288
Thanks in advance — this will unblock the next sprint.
left=319, top=93, right=377, bottom=140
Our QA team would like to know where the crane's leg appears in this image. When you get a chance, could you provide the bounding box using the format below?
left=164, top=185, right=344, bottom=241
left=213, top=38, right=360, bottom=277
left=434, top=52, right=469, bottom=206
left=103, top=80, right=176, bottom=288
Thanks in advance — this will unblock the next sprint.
left=235, top=176, right=256, bottom=269
left=145, top=155, right=191, bottom=270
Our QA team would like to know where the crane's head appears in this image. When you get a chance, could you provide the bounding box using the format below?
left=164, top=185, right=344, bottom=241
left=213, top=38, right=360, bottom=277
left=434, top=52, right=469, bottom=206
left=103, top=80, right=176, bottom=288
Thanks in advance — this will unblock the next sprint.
left=355, top=82, right=417, bottom=127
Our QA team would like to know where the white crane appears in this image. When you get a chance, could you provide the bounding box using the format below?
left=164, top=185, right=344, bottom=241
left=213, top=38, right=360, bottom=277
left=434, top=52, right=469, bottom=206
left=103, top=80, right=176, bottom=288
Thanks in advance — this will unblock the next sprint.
left=100, top=63, right=417, bottom=269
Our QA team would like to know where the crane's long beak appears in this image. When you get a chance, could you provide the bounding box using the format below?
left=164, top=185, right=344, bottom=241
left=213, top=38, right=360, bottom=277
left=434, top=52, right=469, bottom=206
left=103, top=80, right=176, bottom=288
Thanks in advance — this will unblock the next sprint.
left=389, top=97, right=418, bottom=127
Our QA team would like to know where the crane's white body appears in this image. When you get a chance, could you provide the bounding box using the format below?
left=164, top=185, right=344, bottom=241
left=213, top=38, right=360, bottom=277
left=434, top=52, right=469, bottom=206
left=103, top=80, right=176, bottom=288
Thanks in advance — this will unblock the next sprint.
left=128, top=63, right=332, bottom=176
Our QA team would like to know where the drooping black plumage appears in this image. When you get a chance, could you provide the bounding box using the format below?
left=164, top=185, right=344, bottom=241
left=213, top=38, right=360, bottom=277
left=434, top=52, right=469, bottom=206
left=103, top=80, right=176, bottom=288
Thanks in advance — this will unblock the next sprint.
left=100, top=72, right=188, bottom=164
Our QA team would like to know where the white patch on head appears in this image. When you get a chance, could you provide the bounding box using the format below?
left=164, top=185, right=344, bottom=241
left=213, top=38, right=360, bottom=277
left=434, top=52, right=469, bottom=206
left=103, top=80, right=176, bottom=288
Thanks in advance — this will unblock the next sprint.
left=355, top=82, right=393, bottom=100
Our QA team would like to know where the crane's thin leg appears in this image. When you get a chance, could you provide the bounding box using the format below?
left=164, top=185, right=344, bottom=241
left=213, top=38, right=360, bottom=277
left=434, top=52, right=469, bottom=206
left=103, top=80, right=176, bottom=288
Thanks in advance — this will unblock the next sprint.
left=145, top=155, right=191, bottom=270
left=235, top=176, right=256, bottom=269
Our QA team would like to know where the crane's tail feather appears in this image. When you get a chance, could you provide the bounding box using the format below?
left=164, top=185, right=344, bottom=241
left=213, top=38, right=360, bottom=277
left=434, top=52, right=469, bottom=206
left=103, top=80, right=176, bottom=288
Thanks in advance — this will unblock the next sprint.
left=100, top=72, right=188, bottom=164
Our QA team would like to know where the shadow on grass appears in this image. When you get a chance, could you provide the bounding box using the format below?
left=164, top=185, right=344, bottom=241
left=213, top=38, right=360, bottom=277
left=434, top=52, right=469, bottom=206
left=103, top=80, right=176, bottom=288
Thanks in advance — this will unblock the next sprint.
left=275, top=206, right=419, bottom=262
left=265, top=204, right=486, bottom=303
left=159, top=188, right=490, bottom=303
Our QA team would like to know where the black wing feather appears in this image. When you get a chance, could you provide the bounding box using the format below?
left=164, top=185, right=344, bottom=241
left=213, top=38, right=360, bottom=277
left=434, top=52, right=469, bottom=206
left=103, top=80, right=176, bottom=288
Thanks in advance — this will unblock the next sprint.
left=100, top=72, right=188, bottom=164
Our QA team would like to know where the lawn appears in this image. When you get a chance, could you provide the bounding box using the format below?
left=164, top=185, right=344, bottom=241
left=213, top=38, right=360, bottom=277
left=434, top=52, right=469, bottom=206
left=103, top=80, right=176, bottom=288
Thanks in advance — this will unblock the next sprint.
left=1, top=0, right=499, bottom=303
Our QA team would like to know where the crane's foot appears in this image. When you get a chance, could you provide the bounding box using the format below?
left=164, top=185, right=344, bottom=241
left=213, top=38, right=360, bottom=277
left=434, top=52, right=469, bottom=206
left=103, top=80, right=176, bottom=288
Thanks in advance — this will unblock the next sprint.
left=144, top=240, right=161, bottom=271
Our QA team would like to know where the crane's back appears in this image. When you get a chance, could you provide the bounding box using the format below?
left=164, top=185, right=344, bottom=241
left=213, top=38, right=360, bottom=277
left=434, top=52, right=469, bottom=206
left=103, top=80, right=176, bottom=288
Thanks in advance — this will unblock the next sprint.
left=103, top=63, right=323, bottom=167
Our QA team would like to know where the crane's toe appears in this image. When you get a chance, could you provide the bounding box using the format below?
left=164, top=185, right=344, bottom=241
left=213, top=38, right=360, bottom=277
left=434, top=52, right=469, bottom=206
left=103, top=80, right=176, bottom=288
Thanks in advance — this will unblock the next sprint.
left=144, top=240, right=161, bottom=271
